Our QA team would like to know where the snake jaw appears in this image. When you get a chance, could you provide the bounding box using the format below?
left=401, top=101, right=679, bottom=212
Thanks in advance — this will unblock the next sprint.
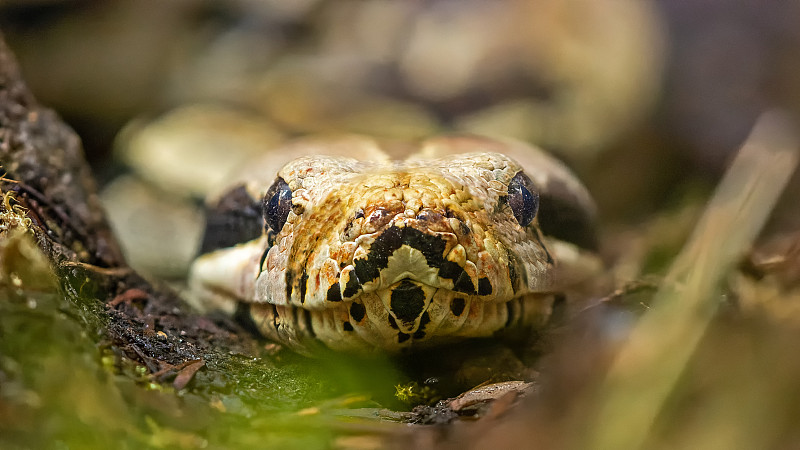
left=286, top=160, right=550, bottom=350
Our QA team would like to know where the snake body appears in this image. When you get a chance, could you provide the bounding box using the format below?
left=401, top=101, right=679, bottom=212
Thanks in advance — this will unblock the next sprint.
left=189, top=135, right=598, bottom=353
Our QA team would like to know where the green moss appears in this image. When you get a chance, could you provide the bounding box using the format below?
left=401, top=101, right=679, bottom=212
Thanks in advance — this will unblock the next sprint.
left=395, top=381, right=440, bottom=406
left=0, top=228, right=403, bottom=448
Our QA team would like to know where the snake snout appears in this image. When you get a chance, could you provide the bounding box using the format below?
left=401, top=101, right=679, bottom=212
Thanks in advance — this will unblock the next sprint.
left=338, top=212, right=492, bottom=302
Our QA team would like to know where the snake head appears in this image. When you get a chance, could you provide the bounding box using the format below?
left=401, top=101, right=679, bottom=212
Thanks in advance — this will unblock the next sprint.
left=189, top=136, right=597, bottom=353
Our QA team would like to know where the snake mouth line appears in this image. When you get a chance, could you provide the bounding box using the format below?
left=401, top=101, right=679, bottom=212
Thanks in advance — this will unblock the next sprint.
left=245, top=291, right=557, bottom=354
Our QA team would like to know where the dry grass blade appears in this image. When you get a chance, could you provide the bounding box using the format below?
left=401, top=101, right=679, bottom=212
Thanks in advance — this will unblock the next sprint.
left=579, top=111, right=800, bottom=450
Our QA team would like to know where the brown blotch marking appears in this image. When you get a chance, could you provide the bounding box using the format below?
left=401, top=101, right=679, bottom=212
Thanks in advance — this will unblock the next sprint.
left=450, top=297, right=466, bottom=317
left=343, top=271, right=361, bottom=298
left=326, top=282, right=342, bottom=302
left=302, top=308, right=316, bottom=338
left=271, top=304, right=279, bottom=331
left=413, top=312, right=431, bottom=340
left=453, top=271, right=476, bottom=294
left=349, top=302, right=366, bottom=323
left=285, top=269, right=294, bottom=302
left=389, top=280, right=426, bottom=325
left=419, top=311, right=430, bottom=328
left=478, top=277, right=493, bottom=296
left=343, top=322, right=354, bottom=332
left=506, top=248, right=521, bottom=293
left=299, top=271, right=309, bottom=303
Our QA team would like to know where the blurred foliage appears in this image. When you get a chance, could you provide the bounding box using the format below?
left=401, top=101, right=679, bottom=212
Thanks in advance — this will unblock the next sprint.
left=0, top=211, right=406, bottom=448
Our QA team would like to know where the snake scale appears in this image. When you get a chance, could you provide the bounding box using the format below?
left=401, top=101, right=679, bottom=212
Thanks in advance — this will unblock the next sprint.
left=189, top=135, right=600, bottom=354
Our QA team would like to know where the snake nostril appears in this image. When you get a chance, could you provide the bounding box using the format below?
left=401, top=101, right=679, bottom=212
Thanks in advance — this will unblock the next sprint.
left=363, top=204, right=403, bottom=232
left=416, top=209, right=443, bottom=222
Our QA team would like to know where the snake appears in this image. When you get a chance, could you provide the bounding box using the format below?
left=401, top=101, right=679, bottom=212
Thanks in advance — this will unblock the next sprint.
left=188, top=135, right=600, bottom=354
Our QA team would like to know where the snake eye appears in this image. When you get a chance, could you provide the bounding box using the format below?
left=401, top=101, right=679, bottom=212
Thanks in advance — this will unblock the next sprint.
left=263, top=177, right=292, bottom=232
left=507, top=171, right=539, bottom=227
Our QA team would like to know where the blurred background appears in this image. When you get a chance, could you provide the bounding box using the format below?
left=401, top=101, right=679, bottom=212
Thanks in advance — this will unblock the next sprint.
left=3, top=2, right=800, bottom=448
left=1, top=0, right=799, bottom=286
left=2, top=0, right=798, bottom=241
left=1, top=0, right=798, bottom=267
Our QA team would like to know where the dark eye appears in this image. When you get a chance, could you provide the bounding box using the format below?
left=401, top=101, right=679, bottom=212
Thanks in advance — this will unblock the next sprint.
left=507, top=171, right=539, bottom=227
left=263, top=177, right=293, bottom=232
